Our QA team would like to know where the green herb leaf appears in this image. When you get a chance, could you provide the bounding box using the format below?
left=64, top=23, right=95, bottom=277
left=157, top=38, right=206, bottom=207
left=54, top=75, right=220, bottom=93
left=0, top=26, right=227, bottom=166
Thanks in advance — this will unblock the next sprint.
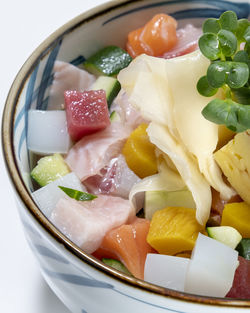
left=233, top=50, right=249, bottom=63
left=58, top=186, right=97, bottom=201
left=202, top=18, right=221, bottom=34
left=237, top=104, right=250, bottom=129
left=219, top=11, right=238, bottom=32
left=233, top=87, right=250, bottom=105
left=197, top=76, right=218, bottom=97
left=198, top=11, right=250, bottom=133
left=198, top=33, right=220, bottom=60
left=226, top=62, right=249, bottom=88
left=202, top=99, right=248, bottom=132
left=245, top=42, right=250, bottom=57
left=218, top=29, right=237, bottom=57
left=236, top=19, right=250, bottom=42
left=207, top=61, right=230, bottom=88
left=244, top=26, right=250, bottom=44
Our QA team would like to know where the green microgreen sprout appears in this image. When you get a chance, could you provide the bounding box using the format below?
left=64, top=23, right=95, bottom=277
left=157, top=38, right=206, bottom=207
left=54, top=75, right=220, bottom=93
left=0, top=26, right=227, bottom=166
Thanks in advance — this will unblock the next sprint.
left=197, top=11, right=250, bottom=132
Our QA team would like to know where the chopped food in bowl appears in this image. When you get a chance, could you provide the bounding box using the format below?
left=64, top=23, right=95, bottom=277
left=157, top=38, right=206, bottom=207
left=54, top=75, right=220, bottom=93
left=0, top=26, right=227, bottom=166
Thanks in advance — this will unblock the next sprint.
left=2, top=1, right=250, bottom=312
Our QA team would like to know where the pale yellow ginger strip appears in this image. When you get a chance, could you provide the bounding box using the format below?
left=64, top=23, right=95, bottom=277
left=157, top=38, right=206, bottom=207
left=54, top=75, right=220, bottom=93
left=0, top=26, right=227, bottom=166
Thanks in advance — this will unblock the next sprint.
left=147, top=122, right=211, bottom=225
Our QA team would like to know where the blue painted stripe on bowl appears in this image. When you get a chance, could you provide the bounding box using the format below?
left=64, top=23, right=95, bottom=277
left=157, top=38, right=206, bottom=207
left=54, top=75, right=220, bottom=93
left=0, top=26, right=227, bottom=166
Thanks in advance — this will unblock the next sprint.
left=17, top=65, right=39, bottom=160
left=103, top=0, right=249, bottom=25
left=33, top=244, right=70, bottom=264
left=31, top=55, right=84, bottom=106
left=36, top=39, right=62, bottom=111
left=20, top=217, right=42, bottom=238
left=70, top=55, right=86, bottom=66
left=39, top=96, right=49, bottom=111
left=171, top=8, right=247, bottom=20
left=18, top=129, right=26, bottom=161
left=115, top=288, right=187, bottom=312
left=15, top=53, right=87, bottom=180
left=43, top=268, right=186, bottom=312
left=31, top=72, right=54, bottom=104
left=14, top=106, right=25, bottom=133
left=14, top=65, right=39, bottom=133
left=114, top=288, right=186, bottom=313
left=42, top=267, right=114, bottom=289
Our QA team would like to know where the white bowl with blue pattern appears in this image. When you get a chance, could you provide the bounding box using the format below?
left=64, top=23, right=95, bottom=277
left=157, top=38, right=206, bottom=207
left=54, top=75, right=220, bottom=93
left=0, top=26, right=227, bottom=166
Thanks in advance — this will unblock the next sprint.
left=2, top=0, right=250, bottom=312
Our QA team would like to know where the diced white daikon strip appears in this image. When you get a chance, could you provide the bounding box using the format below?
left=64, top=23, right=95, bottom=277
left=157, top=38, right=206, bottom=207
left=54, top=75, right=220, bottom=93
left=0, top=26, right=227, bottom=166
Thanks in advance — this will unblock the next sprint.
left=184, top=233, right=239, bottom=297
left=32, top=172, right=85, bottom=218
left=144, top=254, right=190, bottom=291
left=27, top=110, right=71, bottom=155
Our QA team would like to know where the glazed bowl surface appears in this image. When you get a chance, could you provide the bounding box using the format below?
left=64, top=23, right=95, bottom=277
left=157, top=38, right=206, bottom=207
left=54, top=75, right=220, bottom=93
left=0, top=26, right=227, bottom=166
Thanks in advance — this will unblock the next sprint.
left=2, top=0, right=250, bottom=312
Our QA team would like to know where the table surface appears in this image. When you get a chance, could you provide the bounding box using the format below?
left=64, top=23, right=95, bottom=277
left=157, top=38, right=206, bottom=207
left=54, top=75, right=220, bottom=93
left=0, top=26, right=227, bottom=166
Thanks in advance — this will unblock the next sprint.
left=0, top=1, right=108, bottom=312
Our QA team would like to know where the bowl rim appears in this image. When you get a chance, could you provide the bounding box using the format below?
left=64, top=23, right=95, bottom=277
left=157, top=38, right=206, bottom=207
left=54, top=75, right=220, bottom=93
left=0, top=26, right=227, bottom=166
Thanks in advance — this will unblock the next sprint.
left=2, top=0, right=250, bottom=308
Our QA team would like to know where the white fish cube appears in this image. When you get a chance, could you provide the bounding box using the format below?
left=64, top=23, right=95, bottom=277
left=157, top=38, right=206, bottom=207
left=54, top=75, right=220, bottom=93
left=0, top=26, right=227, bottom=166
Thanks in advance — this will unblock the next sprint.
left=184, top=233, right=239, bottom=297
left=27, top=110, right=71, bottom=154
left=144, top=254, right=190, bottom=291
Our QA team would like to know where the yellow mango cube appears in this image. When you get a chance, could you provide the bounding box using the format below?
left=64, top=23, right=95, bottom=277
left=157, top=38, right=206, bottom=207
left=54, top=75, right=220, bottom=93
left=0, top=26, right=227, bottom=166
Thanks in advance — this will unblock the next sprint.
left=147, top=207, right=204, bottom=255
left=122, top=123, right=157, bottom=178
left=221, top=202, right=250, bottom=238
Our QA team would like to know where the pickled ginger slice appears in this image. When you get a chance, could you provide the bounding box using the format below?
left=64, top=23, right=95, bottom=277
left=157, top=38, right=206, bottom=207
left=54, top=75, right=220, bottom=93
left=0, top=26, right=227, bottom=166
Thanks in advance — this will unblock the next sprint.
left=147, top=122, right=211, bottom=225
left=129, top=155, right=185, bottom=214
left=163, top=50, right=235, bottom=200
left=118, top=51, right=235, bottom=224
left=118, top=55, right=176, bottom=133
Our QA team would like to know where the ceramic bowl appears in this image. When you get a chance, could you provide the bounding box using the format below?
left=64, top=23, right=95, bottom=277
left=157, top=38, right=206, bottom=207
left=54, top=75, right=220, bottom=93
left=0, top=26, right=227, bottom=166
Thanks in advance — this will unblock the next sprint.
left=2, top=0, right=250, bottom=312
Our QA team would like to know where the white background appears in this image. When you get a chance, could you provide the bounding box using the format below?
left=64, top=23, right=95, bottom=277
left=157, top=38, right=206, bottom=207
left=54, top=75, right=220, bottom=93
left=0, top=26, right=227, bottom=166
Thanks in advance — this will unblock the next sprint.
left=0, top=1, right=108, bottom=312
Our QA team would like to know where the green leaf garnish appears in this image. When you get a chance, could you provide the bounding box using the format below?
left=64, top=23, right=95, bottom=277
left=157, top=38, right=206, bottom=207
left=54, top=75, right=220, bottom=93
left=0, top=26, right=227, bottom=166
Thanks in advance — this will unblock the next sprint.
left=245, top=43, right=250, bottom=57
left=218, top=29, right=237, bottom=57
left=226, top=62, right=249, bottom=88
left=202, top=99, right=250, bottom=132
left=233, top=87, right=250, bottom=105
left=244, top=26, right=250, bottom=44
left=58, top=186, right=97, bottom=201
left=207, top=61, right=230, bottom=88
left=198, top=33, right=220, bottom=60
left=197, top=76, right=218, bottom=97
left=233, top=50, right=249, bottom=63
left=202, top=18, right=221, bottom=34
left=219, top=11, right=238, bottom=32
left=197, top=11, right=250, bottom=133
left=236, top=19, right=250, bottom=42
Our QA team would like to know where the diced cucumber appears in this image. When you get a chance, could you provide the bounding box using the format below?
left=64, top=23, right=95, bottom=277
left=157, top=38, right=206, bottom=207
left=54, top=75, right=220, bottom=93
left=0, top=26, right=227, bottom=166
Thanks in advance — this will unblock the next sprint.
left=236, top=238, right=250, bottom=260
left=145, top=189, right=196, bottom=220
left=206, top=226, right=242, bottom=249
left=31, top=153, right=70, bottom=187
left=90, top=76, right=121, bottom=108
left=84, top=46, right=132, bottom=77
left=110, top=110, right=121, bottom=122
left=102, top=258, right=132, bottom=276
